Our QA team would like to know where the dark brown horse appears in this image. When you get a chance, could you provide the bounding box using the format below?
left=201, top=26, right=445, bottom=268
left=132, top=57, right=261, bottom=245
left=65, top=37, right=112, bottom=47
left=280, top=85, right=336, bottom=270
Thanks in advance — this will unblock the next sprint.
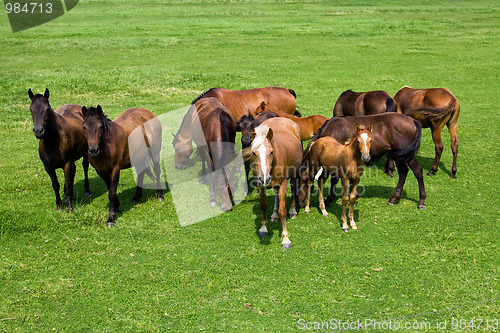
left=192, top=87, right=300, bottom=122
left=28, top=88, right=90, bottom=212
left=243, top=118, right=302, bottom=249
left=173, top=97, right=237, bottom=211
left=394, top=86, right=460, bottom=178
left=82, top=105, right=163, bottom=227
left=300, top=113, right=426, bottom=209
left=255, top=102, right=329, bottom=141
left=333, top=90, right=399, bottom=116
left=300, top=124, right=373, bottom=232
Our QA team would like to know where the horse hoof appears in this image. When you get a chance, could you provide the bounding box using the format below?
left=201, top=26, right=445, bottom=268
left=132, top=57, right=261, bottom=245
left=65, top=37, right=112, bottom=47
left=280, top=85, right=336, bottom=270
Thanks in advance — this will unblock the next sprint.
left=450, top=173, right=457, bottom=179
left=351, top=225, right=358, bottom=230
left=282, top=243, right=291, bottom=250
left=387, top=173, right=394, bottom=178
left=158, top=197, right=164, bottom=202
left=258, top=232, right=268, bottom=238
left=84, top=191, right=91, bottom=197
left=106, top=221, right=115, bottom=228
left=290, top=214, right=297, bottom=219
left=417, top=204, right=426, bottom=210
left=342, top=228, right=348, bottom=232
left=427, top=170, right=436, bottom=176
left=387, top=201, right=395, bottom=206
left=323, top=213, right=329, bottom=217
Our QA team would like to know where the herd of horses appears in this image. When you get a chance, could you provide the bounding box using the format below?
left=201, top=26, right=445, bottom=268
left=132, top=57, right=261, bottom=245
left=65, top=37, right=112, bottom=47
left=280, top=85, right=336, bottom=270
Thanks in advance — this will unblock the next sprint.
left=28, top=85, right=460, bottom=247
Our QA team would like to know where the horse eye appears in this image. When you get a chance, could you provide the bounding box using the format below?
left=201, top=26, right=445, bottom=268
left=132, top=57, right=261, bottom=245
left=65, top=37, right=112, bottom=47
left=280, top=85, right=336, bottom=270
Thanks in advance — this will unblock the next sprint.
left=252, top=151, right=256, bottom=156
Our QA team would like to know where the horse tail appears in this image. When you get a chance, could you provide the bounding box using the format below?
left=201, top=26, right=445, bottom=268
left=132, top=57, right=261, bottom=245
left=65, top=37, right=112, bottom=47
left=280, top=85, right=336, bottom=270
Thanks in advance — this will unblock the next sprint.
left=405, top=102, right=455, bottom=126
left=191, top=87, right=219, bottom=104
left=388, top=119, right=422, bottom=162
left=386, top=97, right=396, bottom=112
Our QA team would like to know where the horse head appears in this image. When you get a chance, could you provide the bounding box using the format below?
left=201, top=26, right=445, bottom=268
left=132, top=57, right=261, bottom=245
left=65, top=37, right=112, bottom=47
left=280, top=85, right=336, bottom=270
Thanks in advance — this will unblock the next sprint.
left=172, top=133, right=193, bottom=170
left=352, top=123, right=373, bottom=163
left=250, top=125, right=274, bottom=187
left=236, top=113, right=255, bottom=147
left=82, top=105, right=109, bottom=157
left=28, top=88, right=51, bottom=139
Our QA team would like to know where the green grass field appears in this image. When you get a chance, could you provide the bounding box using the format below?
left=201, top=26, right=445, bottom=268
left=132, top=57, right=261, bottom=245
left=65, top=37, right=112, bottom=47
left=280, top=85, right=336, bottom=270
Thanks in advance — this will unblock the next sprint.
left=0, top=0, right=498, bottom=331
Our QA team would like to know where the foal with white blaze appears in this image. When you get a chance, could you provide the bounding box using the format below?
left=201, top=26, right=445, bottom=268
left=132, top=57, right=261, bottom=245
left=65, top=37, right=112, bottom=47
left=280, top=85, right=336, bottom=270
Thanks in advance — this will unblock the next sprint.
left=300, top=124, right=373, bottom=232
left=249, top=118, right=302, bottom=249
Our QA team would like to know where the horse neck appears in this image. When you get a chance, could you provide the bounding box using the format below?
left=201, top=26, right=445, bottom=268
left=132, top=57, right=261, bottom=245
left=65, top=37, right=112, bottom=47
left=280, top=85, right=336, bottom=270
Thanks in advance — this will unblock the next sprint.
left=344, top=136, right=363, bottom=165
left=42, top=108, right=64, bottom=143
left=176, top=105, right=198, bottom=140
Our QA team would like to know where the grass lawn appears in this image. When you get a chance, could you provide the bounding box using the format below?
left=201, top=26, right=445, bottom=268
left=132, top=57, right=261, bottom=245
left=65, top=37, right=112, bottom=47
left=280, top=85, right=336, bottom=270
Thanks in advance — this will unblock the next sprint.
left=0, top=0, right=498, bottom=331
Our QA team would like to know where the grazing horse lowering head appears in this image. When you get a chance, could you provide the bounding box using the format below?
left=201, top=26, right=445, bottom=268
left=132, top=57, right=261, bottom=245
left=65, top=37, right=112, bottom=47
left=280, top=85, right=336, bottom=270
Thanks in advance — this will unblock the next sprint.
left=28, top=88, right=51, bottom=139
left=351, top=123, right=373, bottom=163
left=172, top=134, right=194, bottom=170
left=236, top=113, right=255, bottom=147
left=250, top=125, right=274, bottom=187
left=82, top=105, right=110, bottom=158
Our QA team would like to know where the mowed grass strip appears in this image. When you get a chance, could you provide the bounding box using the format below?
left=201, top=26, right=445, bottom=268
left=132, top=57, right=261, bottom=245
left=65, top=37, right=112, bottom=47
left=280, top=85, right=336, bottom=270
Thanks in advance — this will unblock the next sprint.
left=0, top=0, right=498, bottom=331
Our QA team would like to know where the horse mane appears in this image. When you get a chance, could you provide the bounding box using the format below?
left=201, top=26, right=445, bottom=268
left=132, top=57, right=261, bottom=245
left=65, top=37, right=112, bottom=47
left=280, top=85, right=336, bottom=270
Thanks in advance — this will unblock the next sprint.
left=191, top=87, right=220, bottom=104
left=251, top=125, right=270, bottom=150
left=85, top=106, right=111, bottom=137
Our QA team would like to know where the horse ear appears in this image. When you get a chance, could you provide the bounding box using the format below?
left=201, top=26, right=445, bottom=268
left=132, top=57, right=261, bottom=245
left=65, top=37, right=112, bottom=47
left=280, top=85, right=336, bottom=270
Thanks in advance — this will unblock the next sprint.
left=82, top=106, right=88, bottom=117
left=267, top=128, right=274, bottom=141
left=260, top=101, right=266, bottom=110
left=28, top=89, right=34, bottom=101
left=250, top=128, right=256, bottom=141
left=368, top=123, right=373, bottom=132
left=44, top=88, right=49, bottom=99
left=97, top=105, right=103, bottom=113
left=354, top=123, right=360, bottom=132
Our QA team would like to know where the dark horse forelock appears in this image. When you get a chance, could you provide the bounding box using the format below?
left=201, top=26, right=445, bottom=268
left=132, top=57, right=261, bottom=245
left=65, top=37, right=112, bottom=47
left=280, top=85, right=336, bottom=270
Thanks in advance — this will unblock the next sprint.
left=85, top=106, right=111, bottom=137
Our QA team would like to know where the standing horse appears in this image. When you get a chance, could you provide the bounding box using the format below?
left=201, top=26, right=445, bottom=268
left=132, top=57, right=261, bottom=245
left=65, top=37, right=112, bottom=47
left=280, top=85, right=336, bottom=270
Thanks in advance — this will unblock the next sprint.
left=300, top=113, right=426, bottom=209
left=172, top=97, right=237, bottom=211
left=394, top=86, right=460, bottom=178
left=255, top=102, right=329, bottom=141
left=192, top=87, right=300, bottom=122
left=300, top=125, right=373, bottom=232
left=82, top=105, right=163, bottom=227
left=333, top=90, right=399, bottom=116
left=28, top=88, right=90, bottom=212
left=245, top=118, right=302, bottom=249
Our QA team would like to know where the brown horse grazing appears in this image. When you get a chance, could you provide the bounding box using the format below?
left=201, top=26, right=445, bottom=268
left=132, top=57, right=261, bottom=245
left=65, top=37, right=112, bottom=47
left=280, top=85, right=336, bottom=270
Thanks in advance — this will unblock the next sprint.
left=192, top=87, right=300, bottom=122
left=255, top=102, right=329, bottom=141
left=300, top=124, right=373, bottom=232
left=244, top=118, right=302, bottom=249
left=82, top=105, right=163, bottom=227
left=333, top=90, right=399, bottom=116
left=28, top=89, right=91, bottom=212
left=394, top=86, right=460, bottom=178
left=300, top=113, right=426, bottom=209
left=172, top=97, right=237, bottom=210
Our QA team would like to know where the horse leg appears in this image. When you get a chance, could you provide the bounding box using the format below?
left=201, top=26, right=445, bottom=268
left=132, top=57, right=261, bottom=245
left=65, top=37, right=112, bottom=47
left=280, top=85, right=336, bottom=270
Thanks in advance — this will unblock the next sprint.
left=340, top=177, right=350, bottom=232
left=131, top=169, right=145, bottom=205
left=447, top=118, right=459, bottom=178
left=318, top=176, right=328, bottom=217
left=304, top=178, right=312, bottom=214
left=349, top=178, right=360, bottom=230
left=388, top=160, right=408, bottom=206
left=407, top=156, right=427, bottom=209
left=153, top=158, right=164, bottom=201
left=428, top=124, right=445, bottom=175
left=106, top=168, right=121, bottom=227
left=324, top=176, right=339, bottom=208
left=271, top=188, right=280, bottom=222
left=45, top=165, right=62, bottom=210
left=383, top=157, right=395, bottom=178
left=82, top=154, right=91, bottom=197
left=257, top=187, right=268, bottom=237
left=288, top=177, right=298, bottom=219
left=63, top=161, right=76, bottom=212
left=278, top=180, right=291, bottom=249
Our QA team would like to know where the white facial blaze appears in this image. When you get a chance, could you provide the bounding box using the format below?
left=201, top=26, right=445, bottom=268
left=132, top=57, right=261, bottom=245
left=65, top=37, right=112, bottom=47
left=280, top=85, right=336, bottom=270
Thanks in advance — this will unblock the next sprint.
left=360, top=133, right=369, bottom=152
left=257, top=144, right=268, bottom=178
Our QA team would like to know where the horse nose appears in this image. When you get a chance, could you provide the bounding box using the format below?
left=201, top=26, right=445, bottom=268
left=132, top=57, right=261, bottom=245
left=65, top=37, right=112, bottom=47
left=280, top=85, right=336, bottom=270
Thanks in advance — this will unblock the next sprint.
left=33, top=127, right=44, bottom=139
left=241, top=134, right=252, bottom=145
left=362, top=154, right=371, bottom=163
left=257, top=175, right=271, bottom=187
left=88, top=146, right=100, bottom=157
